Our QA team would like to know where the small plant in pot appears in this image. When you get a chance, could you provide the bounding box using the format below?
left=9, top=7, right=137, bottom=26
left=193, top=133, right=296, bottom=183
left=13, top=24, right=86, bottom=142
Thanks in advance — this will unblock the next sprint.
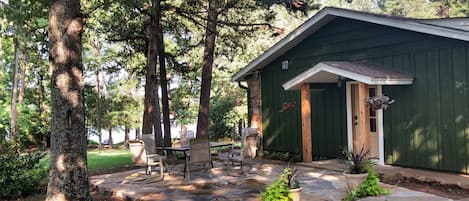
left=342, top=146, right=373, bottom=191
left=261, top=164, right=302, bottom=201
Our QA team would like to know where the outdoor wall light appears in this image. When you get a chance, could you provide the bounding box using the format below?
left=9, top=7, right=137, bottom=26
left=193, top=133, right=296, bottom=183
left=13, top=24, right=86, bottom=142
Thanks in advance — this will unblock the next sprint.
left=281, top=60, right=289, bottom=70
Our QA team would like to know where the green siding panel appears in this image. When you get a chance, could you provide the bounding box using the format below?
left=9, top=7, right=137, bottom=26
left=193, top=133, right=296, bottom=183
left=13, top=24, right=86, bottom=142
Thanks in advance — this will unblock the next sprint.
left=260, top=17, right=469, bottom=173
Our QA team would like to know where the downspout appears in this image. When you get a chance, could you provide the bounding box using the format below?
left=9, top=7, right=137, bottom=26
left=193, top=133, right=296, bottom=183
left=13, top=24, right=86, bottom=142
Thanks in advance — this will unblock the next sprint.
left=238, top=81, right=248, bottom=90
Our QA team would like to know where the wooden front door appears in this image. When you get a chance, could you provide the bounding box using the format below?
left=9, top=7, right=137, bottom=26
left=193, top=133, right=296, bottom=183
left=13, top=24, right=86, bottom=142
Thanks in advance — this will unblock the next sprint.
left=350, top=83, right=378, bottom=158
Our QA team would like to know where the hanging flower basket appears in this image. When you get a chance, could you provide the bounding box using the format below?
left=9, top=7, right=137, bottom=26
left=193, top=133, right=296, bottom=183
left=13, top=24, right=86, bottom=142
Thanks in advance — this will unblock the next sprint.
left=280, top=102, right=296, bottom=112
left=366, top=95, right=395, bottom=110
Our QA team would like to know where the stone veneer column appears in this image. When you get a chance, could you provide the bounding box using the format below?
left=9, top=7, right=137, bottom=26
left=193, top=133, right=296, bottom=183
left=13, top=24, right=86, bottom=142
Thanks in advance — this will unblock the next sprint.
left=246, top=75, right=263, bottom=155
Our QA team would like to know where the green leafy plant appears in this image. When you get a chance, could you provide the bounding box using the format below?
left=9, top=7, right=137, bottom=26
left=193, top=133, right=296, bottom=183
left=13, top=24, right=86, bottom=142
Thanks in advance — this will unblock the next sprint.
left=261, top=173, right=292, bottom=201
left=261, top=164, right=301, bottom=201
left=342, top=168, right=389, bottom=201
left=342, top=146, right=373, bottom=174
left=0, top=142, right=48, bottom=199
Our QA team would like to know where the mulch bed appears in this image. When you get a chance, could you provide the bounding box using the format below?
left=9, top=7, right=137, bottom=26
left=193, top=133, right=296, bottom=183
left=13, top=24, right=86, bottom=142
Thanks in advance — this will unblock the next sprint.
left=380, top=173, right=469, bottom=199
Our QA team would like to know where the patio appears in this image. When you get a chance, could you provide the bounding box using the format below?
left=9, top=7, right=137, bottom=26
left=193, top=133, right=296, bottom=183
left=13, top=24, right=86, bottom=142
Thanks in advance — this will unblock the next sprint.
left=90, top=159, right=452, bottom=201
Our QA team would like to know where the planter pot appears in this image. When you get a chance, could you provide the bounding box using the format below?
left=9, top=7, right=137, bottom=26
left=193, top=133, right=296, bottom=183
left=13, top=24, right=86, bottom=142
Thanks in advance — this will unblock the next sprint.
left=343, top=172, right=369, bottom=191
left=290, top=187, right=302, bottom=201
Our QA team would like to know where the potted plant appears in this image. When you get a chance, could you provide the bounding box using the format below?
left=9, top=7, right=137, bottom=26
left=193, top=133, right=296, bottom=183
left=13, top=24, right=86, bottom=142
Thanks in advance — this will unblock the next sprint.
left=286, top=167, right=302, bottom=201
left=342, top=146, right=373, bottom=191
left=261, top=165, right=302, bottom=201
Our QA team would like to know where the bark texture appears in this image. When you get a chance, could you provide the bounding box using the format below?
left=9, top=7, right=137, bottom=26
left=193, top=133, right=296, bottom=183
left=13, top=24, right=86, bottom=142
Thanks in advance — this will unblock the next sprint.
left=196, top=0, right=219, bottom=139
left=142, top=2, right=163, bottom=146
left=18, top=50, right=27, bottom=104
left=10, top=39, right=19, bottom=142
left=155, top=0, right=171, bottom=147
left=46, top=0, right=91, bottom=200
left=101, top=70, right=112, bottom=149
left=95, top=70, right=102, bottom=150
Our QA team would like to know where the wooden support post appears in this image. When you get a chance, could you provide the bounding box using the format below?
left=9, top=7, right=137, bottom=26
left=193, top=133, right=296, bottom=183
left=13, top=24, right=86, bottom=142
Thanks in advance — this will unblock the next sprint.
left=357, top=82, right=371, bottom=152
left=301, top=83, right=312, bottom=162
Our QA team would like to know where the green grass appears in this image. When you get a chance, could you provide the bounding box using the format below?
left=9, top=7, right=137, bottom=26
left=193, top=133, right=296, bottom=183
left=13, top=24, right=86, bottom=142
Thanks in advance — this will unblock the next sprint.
left=40, top=149, right=132, bottom=171
left=87, top=149, right=132, bottom=171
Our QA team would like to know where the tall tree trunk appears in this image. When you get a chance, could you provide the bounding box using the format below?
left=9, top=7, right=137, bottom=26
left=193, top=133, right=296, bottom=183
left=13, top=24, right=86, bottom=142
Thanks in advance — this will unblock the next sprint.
left=10, top=39, right=19, bottom=142
left=142, top=1, right=163, bottom=146
left=18, top=50, right=27, bottom=104
left=101, top=71, right=112, bottom=149
left=124, top=126, right=130, bottom=149
left=153, top=80, right=163, bottom=146
left=196, top=0, right=219, bottom=139
left=95, top=69, right=102, bottom=150
left=38, top=73, right=48, bottom=148
left=0, top=37, right=2, bottom=67
left=46, top=0, right=91, bottom=200
left=155, top=0, right=171, bottom=147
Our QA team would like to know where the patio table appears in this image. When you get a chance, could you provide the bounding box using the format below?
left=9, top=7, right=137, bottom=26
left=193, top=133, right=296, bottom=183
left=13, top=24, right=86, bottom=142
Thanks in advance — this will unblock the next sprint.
left=156, top=142, right=233, bottom=174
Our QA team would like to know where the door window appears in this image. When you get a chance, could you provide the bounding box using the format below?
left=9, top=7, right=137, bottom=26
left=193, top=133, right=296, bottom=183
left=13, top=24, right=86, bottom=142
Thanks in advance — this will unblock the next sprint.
left=369, top=87, right=377, bottom=132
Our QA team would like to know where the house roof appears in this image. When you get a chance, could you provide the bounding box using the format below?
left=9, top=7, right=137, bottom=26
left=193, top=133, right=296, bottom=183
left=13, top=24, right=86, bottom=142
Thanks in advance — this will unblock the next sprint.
left=232, top=7, right=469, bottom=82
left=283, top=61, right=414, bottom=90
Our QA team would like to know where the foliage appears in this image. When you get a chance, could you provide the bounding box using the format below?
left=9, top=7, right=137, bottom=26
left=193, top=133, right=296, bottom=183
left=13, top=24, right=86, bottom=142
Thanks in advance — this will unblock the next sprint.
left=261, top=168, right=293, bottom=201
left=342, top=168, right=389, bottom=201
left=208, top=89, right=245, bottom=139
left=264, top=150, right=302, bottom=162
left=342, top=146, right=373, bottom=174
left=0, top=142, right=48, bottom=199
left=284, top=163, right=300, bottom=189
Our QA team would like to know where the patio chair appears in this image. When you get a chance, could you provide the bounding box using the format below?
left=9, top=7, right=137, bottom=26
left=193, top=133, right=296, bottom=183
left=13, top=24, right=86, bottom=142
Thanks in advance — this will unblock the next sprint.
left=129, top=134, right=168, bottom=176
left=184, top=138, right=212, bottom=181
left=213, top=145, right=245, bottom=169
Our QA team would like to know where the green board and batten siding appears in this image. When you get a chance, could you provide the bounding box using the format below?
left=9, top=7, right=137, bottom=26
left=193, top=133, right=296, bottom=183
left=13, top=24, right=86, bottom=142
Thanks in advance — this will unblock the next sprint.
left=260, top=17, right=469, bottom=173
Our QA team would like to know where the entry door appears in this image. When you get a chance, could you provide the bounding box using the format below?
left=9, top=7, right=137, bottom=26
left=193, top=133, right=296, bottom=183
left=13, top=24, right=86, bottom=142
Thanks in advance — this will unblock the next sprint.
left=350, top=84, right=379, bottom=158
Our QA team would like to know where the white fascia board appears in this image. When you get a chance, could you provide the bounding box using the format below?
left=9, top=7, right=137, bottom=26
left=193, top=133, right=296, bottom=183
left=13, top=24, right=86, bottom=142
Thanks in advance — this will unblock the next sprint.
left=283, top=62, right=413, bottom=90
left=231, top=12, right=335, bottom=82
left=333, top=9, right=469, bottom=42
left=282, top=63, right=327, bottom=90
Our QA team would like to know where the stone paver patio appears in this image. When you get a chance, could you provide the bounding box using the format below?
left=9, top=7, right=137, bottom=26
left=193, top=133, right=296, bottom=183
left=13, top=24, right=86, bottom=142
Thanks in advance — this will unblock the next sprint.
left=90, top=159, right=452, bottom=201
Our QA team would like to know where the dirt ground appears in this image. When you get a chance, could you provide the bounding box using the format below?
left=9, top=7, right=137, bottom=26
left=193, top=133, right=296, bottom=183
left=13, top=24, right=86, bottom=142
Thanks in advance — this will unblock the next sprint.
left=380, top=173, right=469, bottom=200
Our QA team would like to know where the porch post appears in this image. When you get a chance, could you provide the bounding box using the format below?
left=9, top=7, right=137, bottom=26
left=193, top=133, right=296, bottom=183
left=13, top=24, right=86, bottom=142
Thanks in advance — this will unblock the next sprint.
left=301, top=83, right=312, bottom=162
left=357, top=82, right=371, bottom=152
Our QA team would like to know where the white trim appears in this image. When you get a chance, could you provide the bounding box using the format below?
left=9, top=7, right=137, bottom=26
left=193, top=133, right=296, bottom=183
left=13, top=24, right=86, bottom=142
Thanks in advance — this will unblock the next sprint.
left=232, top=7, right=469, bottom=82
left=377, top=86, right=385, bottom=165
left=283, top=63, right=413, bottom=90
left=346, top=82, right=355, bottom=152
left=346, top=83, right=385, bottom=165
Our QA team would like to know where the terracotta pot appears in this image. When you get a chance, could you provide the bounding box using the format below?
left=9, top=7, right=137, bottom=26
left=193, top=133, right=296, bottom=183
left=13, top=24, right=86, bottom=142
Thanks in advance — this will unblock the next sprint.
left=343, top=172, right=369, bottom=191
left=290, top=187, right=302, bottom=201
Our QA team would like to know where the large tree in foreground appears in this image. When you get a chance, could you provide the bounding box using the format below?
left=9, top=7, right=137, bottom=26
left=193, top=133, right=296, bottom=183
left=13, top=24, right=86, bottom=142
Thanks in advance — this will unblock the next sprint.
left=46, top=0, right=91, bottom=200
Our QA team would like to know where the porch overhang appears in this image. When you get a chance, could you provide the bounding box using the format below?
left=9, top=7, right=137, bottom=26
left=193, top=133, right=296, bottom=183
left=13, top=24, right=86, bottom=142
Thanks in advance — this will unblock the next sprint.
left=283, top=61, right=414, bottom=91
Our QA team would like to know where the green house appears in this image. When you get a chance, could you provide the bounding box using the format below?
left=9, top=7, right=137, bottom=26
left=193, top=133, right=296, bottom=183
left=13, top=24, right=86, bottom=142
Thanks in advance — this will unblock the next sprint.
left=232, top=7, right=469, bottom=174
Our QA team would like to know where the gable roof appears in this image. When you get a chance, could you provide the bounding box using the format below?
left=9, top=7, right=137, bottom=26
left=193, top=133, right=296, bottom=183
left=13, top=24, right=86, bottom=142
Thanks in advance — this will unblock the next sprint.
left=283, top=61, right=413, bottom=90
left=232, top=7, right=469, bottom=82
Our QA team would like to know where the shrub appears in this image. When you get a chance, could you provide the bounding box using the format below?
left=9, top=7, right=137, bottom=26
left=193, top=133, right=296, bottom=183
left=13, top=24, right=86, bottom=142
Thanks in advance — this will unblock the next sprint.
left=342, top=146, right=373, bottom=174
left=0, top=142, right=48, bottom=199
left=342, top=168, right=389, bottom=201
left=261, top=166, right=300, bottom=201
left=261, top=170, right=292, bottom=201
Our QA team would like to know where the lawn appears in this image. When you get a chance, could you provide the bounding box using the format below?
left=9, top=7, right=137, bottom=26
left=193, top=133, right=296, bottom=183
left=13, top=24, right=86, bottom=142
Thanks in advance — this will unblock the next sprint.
left=40, top=149, right=132, bottom=171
